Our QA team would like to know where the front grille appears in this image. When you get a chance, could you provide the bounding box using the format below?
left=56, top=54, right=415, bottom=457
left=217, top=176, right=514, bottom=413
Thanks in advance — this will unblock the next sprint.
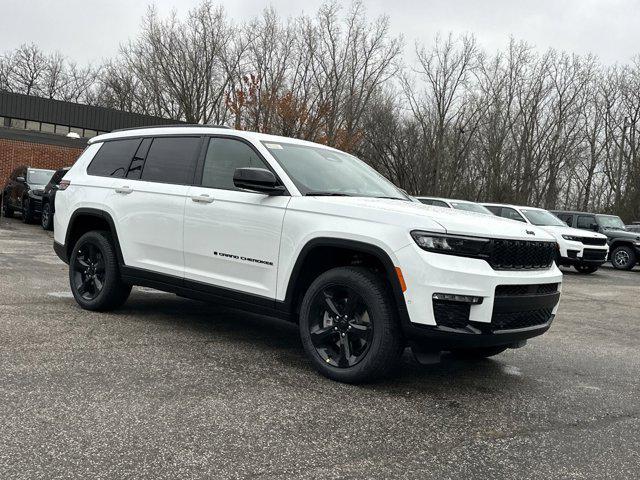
left=581, top=237, right=607, bottom=246
left=583, top=248, right=607, bottom=261
left=492, top=308, right=554, bottom=330
left=433, top=300, right=470, bottom=329
left=488, top=239, right=556, bottom=270
left=495, top=283, right=559, bottom=296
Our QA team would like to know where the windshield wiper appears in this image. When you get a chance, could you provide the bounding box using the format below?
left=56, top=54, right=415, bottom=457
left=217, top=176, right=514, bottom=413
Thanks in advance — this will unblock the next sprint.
left=304, top=191, right=353, bottom=197
left=374, top=196, right=407, bottom=201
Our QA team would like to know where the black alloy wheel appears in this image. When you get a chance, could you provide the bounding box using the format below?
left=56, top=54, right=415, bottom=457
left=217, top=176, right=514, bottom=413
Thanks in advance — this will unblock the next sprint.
left=41, top=202, right=53, bottom=230
left=308, top=284, right=374, bottom=368
left=72, top=242, right=106, bottom=301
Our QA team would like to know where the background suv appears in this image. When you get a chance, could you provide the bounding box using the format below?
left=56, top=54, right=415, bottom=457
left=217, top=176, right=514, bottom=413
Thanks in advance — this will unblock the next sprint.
left=53, top=126, right=562, bottom=383
left=2, top=166, right=55, bottom=223
left=552, top=211, right=640, bottom=270
left=40, top=167, right=70, bottom=230
left=484, top=204, right=608, bottom=274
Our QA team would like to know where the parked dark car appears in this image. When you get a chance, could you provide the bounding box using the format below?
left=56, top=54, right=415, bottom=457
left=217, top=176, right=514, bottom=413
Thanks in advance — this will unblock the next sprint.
left=1, top=166, right=56, bottom=224
left=40, top=167, right=70, bottom=230
left=627, top=224, right=640, bottom=233
left=552, top=210, right=640, bottom=270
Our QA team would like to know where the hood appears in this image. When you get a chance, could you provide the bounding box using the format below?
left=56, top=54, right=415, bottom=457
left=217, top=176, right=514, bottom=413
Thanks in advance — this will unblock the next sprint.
left=602, top=228, right=640, bottom=240
left=293, top=196, right=556, bottom=242
left=540, top=225, right=606, bottom=239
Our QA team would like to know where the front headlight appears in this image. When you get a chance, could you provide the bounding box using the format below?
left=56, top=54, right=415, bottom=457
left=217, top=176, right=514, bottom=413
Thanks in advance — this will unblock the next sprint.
left=561, top=234, right=581, bottom=242
left=411, top=231, right=491, bottom=258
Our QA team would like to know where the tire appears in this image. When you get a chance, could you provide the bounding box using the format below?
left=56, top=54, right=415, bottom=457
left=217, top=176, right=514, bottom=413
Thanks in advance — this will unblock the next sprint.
left=2, top=197, right=14, bottom=217
left=611, top=245, right=637, bottom=270
left=574, top=264, right=598, bottom=274
left=299, top=266, right=403, bottom=383
left=69, top=230, right=131, bottom=311
left=41, top=201, right=53, bottom=230
left=449, top=346, right=508, bottom=359
left=21, top=197, right=35, bottom=224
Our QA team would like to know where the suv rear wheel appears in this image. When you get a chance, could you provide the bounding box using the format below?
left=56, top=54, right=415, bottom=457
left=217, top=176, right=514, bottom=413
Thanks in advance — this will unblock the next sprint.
left=69, top=231, right=131, bottom=311
left=299, top=266, right=403, bottom=383
left=611, top=245, right=637, bottom=270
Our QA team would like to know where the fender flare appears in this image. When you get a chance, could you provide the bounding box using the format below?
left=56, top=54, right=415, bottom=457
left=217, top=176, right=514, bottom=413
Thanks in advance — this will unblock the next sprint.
left=280, top=237, right=410, bottom=326
left=64, top=208, right=125, bottom=265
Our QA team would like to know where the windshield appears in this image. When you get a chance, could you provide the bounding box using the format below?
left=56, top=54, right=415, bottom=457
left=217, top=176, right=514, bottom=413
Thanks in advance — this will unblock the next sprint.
left=262, top=141, right=407, bottom=200
left=27, top=169, right=55, bottom=185
left=450, top=201, right=492, bottom=215
left=597, top=215, right=626, bottom=230
left=521, top=209, right=566, bottom=227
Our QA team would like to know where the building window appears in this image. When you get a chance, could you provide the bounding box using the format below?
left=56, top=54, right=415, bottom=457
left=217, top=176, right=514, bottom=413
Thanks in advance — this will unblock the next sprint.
left=10, top=118, right=26, bottom=129
left=83, top=129, right=97, bottom=138
left=26, top=120, right=40, bottom=131
left=55, top=125, right=70, bottom=135
left=41, top=122, right=55, bottom=133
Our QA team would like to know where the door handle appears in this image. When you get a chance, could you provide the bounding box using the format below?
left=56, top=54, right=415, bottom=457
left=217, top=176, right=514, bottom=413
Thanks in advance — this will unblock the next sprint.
left=115, top=186, right=133, bottom=194
left=191, top=194, right=214, bottom=204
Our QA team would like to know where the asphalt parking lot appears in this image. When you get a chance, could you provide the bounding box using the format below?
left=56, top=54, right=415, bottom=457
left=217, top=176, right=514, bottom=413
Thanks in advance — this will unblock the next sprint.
left=0, top=217, right=639, bottom=480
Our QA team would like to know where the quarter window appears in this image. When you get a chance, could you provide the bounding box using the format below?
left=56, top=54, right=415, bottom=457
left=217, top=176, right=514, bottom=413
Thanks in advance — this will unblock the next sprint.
left=201, top=138, right=269, bottom=190
left=140, top=137, right=200, bottom=185
left=87, top=139, right=142, bottom=178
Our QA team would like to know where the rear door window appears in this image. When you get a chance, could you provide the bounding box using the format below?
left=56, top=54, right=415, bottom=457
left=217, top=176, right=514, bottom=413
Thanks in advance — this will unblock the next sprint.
left=87, top=139, right=141, bottom=178
left=140, top=137, right=201, bottom=185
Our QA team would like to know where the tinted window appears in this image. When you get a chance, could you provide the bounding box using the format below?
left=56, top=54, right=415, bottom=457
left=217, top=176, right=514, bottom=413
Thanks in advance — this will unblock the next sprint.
left=201, top=138, right=268, bottom=190
left=485, top=205, right=502, bottom=215
left=126, top=138, right=152, bottom=180
left=141, top=137, right=201, bottom=185
left=500, top=207, right=526, bottom=222
left=88, top=139, right=141, bottom=178
left=577, top=215, right=596, bottom=229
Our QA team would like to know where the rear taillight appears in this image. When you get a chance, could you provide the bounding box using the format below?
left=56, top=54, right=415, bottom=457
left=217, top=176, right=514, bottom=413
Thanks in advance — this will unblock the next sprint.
left=58, top=180, right=71, bottom=191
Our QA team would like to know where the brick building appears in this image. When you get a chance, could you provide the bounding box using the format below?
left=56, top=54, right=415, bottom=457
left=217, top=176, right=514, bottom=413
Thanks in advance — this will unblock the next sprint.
left=0, top=91, right=178, bottom=184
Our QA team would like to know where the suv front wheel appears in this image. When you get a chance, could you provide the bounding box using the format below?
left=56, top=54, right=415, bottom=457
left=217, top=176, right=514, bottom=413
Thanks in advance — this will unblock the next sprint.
left=69, top=231, right=131, bottom=311
left=299, top=266, right=403, bottom=383
left=41, top=202, right=53, bottom=230
left=611, top=245, right=637, bottom=270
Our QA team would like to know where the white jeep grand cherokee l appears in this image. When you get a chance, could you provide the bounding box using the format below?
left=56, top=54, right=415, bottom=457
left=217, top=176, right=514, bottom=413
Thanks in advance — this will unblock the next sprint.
left=54, top=126, right=562, bottom=383
left=483, top=203, right=609, bottom=274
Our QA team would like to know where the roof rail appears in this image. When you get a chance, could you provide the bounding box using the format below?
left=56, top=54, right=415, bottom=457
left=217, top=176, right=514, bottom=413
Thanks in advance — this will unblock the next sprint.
left=111, top=124, right=232, bottom=133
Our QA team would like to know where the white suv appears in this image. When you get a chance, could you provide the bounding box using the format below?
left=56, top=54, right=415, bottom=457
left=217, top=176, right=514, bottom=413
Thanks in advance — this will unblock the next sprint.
left=54, top=126, right=563, bottom=383
left=483, top=203, right=609, bottom=274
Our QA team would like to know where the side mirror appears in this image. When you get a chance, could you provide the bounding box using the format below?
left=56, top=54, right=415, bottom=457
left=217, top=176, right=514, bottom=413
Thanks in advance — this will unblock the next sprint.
left=233, top=168, right=285, bottom=195
left=16, top=176, right=25, bottom=183
left=590, top=223, right=599, bottom=231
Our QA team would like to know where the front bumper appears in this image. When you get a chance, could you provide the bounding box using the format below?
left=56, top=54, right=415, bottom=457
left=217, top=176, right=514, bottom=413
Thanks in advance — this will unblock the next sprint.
left=558, top=241, right=608, bottom=266
left=394, top=243, right=563, bottom=349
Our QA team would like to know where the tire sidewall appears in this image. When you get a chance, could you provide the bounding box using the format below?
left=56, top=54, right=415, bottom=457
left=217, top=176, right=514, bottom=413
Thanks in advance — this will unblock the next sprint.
left=41, top=202, right=52, bottom=230
left=299, top=268, right=398, bottom=383
left=21, top=197, right=31, bottom=223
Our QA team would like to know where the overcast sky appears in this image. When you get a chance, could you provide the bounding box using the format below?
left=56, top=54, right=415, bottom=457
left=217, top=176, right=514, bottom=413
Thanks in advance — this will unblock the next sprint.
left=1, top=0, right=639, bottom=65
